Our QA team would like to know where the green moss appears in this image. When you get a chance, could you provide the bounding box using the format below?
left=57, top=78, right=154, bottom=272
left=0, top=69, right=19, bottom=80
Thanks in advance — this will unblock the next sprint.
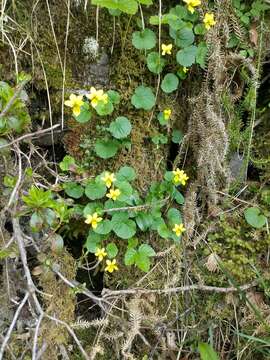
left=196, top=215, right=270, bottom=285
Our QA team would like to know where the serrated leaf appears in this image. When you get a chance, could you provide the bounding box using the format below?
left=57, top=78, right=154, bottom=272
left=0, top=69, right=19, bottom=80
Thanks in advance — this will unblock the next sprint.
left=128, top=238, right=138, bottom=248
left=196, top=42, right=208, bottom=69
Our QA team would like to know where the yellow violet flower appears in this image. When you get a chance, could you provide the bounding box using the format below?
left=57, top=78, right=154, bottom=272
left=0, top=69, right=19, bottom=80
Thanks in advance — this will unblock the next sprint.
left=87, top=87, right=108, bottom=108
left=85, top=212, right=103, bottom=229
left=183, top=0, right=201, bottom=14
left=95, top=247, right=107, bottom=261
left=64, top=94, right=84, bottom=117
left=161, top=43, right=173, bottom=56
left=172, top=168, right=189, bottom=186
left=183, top=67, right=189, bottom=73
left=173, top=223, right=186, bottom=237
left=101, top=172, right=116, bottom=188
left=164, top=109, right=172, bottom=121
left=106, top=188, right=121, bottom=201
left=203, top=13, right=216, bottom=30
left=105, top=259, right=118, bottom=273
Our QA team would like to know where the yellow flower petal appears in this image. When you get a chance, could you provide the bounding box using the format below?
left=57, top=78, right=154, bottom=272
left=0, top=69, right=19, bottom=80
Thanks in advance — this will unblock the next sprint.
left=73, top=105, right=81, bottom=117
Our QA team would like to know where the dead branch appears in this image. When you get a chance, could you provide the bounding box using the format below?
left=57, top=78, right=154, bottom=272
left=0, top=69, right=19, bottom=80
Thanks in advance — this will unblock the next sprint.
left=102, top=281, right=258, bottom=298
left=0, top=292, right=29, bottom=360
left=0, top=124, right=60, bottom=150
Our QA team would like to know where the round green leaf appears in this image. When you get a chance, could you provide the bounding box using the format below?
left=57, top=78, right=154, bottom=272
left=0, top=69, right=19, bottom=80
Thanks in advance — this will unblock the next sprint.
left=147, top=52, right=166, bottom=74
left=109, top=117, right=132, bottom=139
left=157, top=222, right=170, bottom=239
left=85, top=231, right=103, bottom=253
left=104, top=199, right=125, bottom=210
left=176, top=45, right=197, bottom=67
left=74, top=102, right=92, bottom=123
left=59, top=155, right=76, bottom=172
left=161, top=73, right=179, bottom=93
left=138, top=244, right=156, bottom=257
left=173, top=189, right=185, bottom=205
left=92, top=0, right=138, bottom=14
left=172, top=129, right=183, bottom=144
left=95, top=139, right=119, bottom=159
left=135, top=252, right=150, bottom=272
left=30, top=212, right=43, bottom=232
left=95, top=100, right=114, bottom=116
left=63, top=182, right=84, bottom=199
left=94, top=219, right=112, bottom=235
left=132, top=29, right=156, bottom=50
left=111, top=213, right=136, bottom=239
left=174, top=27, right=194, bottom=47
left=116, top=181, right=133, bottom=202
left=85, top=181, right=107, bottom=200
left=117, top=166, right=136, bottom=181
left=131, top=86, right=155, bottom=110
left=167, top=208, right=182, bottom=224
left=107, top=90, right=120, bottom=104
left=106, top=243, right=118, bottom=258
left=194, top=24, right=206, bottom=35
left=244, top=207, right=267, bottom=229
left=83, top=202, right=103, bottom=217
